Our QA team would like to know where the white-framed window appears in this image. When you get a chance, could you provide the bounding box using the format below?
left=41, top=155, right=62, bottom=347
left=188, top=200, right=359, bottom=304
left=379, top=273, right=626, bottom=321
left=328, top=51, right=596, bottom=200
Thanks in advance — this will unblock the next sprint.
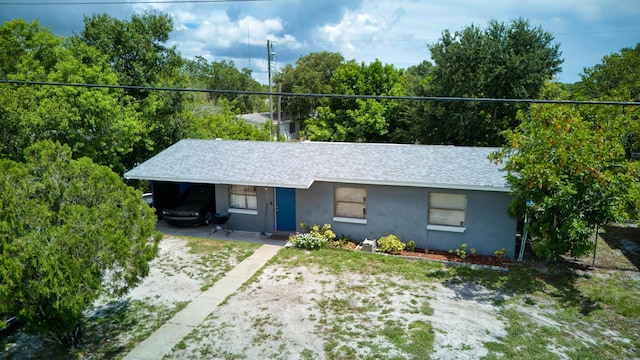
left=334, top=187, right=367, bottom=223
left=230, top=185, right=257, bottom=210
left=428, top=193, right=466, bottom=229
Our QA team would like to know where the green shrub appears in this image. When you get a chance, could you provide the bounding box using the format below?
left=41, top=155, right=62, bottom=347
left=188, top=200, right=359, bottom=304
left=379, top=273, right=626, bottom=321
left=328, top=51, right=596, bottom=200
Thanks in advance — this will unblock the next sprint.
left=377, top=234, right=405, bottom=254
left=405, top=240, right=416, bottom=252
left=494, top=248, right=506, bottom=259
left=449, top=243, right=476, bottom=259
left=289, top=233, right=328, bottom=250
left=329, top=235, right=356, bottom=249
left=300, top=222, right=336, bottom=242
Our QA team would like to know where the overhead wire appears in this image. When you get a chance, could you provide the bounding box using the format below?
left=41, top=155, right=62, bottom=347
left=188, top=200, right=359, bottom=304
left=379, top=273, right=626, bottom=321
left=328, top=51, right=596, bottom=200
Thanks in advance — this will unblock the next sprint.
left=0, top=0, right=272, bottom=5
left=1, top=79, right=639, bottom=106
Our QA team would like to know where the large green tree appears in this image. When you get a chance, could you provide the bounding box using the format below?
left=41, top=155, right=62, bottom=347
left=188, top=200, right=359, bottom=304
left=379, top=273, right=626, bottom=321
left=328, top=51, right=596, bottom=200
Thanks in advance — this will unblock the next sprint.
left=397, top=60, right=434, bottom=143
left=274, top=51, right=345, bottom=120
left=420, top=18, right=563, bottom=146
left=306, top=59, right=405, bottom=142
left=0, top=141, right=160, bottom=346
left=0, top=19, right=60, bottom=79
left=490, top=105, right=640, bottom=259
left=78, top=12, right=189, bottom=167
left=574, top=44, right=640, bottom=158
left=575, top=43, right=640, bottom=102
left=79, top=12, right=183, bottom=95
left=0, top=19, right=144, bottom=173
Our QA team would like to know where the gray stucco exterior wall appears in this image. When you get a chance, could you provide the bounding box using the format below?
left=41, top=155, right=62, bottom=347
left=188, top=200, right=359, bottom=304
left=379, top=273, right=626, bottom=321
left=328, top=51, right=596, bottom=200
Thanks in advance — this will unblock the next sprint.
left=215, top=184, right=276, bottom=233
left=295, top=181, right=517, bottom=259
left=212, top=182, right=516, bottom=258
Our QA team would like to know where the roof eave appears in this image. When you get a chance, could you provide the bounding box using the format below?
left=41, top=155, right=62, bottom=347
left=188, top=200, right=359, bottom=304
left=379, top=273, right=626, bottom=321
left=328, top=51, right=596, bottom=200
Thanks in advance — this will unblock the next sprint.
left=313, top=177, right=511, bottom=192
left=123, top=174, right=310, bottom=189
left=124, top=173, right=510, bottom=192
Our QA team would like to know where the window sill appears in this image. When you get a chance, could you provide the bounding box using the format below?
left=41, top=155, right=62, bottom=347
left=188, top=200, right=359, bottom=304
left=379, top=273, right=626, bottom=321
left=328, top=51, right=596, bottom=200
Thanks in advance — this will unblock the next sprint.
left=228, top=208, right=258, bottom=216
left=427, top=224, right=466, bottom=233
left=333, top=217, right=367, bottom=225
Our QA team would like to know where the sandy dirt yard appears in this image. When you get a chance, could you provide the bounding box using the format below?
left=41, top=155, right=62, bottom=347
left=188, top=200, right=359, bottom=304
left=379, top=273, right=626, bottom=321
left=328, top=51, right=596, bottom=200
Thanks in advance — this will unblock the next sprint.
left=111, top=234, right=513, bottom=359
left=118, top=235, right=520, bottom=359
left=163, top=263, right=512, bottom=360
left=157, top=232, right=638, bottom=360
left=3, top=229, right=639, bottom=359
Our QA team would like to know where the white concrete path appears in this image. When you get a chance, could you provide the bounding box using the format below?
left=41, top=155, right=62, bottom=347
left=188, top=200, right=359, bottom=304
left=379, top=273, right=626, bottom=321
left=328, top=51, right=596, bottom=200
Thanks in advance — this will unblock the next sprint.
left=123, top=243, right=282, bottom=360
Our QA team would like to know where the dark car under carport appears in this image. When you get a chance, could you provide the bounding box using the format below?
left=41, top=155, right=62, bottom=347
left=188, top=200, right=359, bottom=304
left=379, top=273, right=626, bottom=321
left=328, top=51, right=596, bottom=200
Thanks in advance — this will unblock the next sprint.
left=161, top=184, right=215, bottom=227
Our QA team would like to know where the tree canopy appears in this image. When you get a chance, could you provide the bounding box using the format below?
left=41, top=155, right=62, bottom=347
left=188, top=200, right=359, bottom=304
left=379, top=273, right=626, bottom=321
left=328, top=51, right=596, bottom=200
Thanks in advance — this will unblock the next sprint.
left=417, top=18, right=563, bottom=146
left=79, top=12, right=182, bottom=94
left=575, top=43, right=640, bottom=102
left=490, top=104, right=640, bottom=259
left=0, top=141, right=160, bottom=345
left=574, top=44, right=640, bottom=157
left=183, top=56, right=265, bottom=114
left=78, top=12, right=191, bottom=168
left=0, top=15, right=273, bottom=174
left=305, top=59, right=405, bottom=142
left=0, top=19, right=144, bottom=173
left=489, top=45, right=640, bottom=260
left=274, top=51, right=345, bottom=120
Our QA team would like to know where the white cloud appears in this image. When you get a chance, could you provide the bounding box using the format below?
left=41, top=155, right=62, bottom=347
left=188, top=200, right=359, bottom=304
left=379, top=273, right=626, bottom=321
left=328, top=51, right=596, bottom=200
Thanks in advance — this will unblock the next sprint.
left=171, top=11, right=303, bottom=53
left=318, top=10, right=396, bottom=59
left=2, top=0, right=638, bottom=84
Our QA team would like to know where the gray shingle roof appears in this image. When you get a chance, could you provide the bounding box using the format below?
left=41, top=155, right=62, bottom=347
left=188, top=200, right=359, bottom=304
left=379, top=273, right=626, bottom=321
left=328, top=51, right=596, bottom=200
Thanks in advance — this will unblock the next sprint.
left=124, top=139, right=509, bottom=192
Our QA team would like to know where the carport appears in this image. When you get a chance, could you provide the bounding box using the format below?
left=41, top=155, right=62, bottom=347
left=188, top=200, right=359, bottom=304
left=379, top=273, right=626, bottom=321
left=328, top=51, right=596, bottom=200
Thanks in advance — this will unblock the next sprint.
left=124, top=139, right=300, bottom=235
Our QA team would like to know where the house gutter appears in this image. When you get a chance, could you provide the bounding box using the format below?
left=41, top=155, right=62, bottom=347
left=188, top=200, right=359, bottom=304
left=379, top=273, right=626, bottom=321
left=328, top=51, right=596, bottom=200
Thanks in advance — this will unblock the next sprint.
left=122, top=174, right=311, bottom=189
left=312, top=177, right=511, bottom=193
left=123, top=173, right=510, bottom=193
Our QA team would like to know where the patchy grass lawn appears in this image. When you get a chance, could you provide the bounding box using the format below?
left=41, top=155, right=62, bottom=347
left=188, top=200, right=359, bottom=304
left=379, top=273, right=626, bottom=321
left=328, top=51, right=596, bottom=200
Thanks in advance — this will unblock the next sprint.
left=466, top=264, right=640, bottom=359
left=4, top=227, right=640, bottom=359
left=183, top=236, right=261, bottom=291
left=167, top=238, right=640, bottom=360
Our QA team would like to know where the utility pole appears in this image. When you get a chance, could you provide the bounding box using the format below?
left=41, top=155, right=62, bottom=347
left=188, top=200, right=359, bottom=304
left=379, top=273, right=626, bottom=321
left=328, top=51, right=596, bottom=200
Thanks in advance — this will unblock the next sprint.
left=277, top=83, right=282, bottom=139
left=267, top=40, right=274, bottom=139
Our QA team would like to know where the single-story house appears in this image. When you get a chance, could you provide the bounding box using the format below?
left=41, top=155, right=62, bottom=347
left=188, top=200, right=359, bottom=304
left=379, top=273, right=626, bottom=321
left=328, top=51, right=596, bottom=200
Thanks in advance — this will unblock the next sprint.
left=124, top=139, right=517, bottom=258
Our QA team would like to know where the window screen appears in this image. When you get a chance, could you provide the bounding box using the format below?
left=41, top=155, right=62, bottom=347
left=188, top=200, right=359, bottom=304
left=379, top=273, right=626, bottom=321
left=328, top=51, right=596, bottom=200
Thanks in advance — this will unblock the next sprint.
left=428, top=193, right=466, bottom=227
left=335, top=187, right=367, bottom=219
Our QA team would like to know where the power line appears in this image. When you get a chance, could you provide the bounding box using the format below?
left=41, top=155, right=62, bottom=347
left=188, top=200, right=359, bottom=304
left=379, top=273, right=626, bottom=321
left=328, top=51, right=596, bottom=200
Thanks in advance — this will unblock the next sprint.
left=0, top=0, right=271, bottom=5
left=1, top=79, right=639, bottom=106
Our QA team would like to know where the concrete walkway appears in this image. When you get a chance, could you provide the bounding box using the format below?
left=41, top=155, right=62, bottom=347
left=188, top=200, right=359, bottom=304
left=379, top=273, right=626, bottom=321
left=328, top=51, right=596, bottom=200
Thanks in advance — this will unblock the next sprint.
left=123, top=242, right=283, bottom=360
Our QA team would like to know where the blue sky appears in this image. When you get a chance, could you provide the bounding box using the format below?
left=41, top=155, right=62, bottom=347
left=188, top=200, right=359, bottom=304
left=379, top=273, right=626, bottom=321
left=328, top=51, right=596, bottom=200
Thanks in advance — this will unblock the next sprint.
left=1, top=0, right=638, bottom=85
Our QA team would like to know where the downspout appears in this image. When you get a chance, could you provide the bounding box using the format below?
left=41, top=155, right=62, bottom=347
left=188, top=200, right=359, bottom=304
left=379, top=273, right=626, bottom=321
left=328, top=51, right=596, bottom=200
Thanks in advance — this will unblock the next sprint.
left=517, top=214, right=529, bottom=261
left=261, top=187, right=269, bottom=236
left=425, top=227, right=430, bottom=254
left=592, top=225, right=599, bottom=267
left=519, top=200, right=534, bottom=261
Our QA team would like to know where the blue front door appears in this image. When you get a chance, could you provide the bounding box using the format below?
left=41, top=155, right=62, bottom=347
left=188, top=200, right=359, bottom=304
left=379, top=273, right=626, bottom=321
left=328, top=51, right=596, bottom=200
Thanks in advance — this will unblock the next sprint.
left=276, top=188, right=296, bottom=231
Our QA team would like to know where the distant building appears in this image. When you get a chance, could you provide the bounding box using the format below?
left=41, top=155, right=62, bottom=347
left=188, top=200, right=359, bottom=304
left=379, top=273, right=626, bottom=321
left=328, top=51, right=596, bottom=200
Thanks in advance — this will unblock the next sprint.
left=237, top=113, right=301, bottom=141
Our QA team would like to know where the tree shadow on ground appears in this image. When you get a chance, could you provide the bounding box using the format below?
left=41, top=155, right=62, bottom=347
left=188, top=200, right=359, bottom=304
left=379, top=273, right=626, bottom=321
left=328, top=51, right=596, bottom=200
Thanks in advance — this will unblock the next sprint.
left=0, top=300, right=136, bottom=360
left=81, top=299, right=135, bottom=359
left=439, top=223, right=640, bottom=316
left=596, top=224, right=640, bottom=271
left=445, top=262, right=601, bottom=316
